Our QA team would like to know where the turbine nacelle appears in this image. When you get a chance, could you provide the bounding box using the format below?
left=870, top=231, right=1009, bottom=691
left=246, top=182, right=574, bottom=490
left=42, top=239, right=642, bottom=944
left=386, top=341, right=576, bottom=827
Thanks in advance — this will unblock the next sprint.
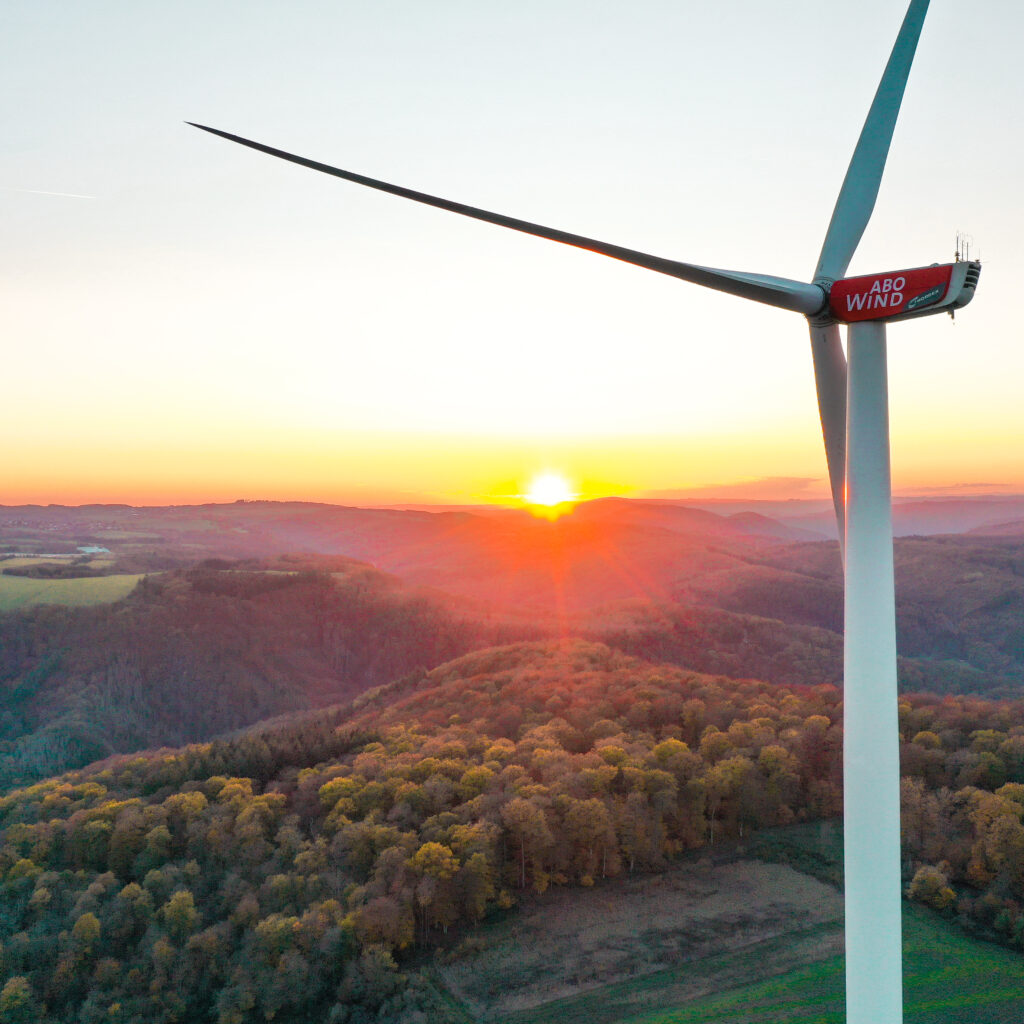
left=828, top=260, right=982, bottom=324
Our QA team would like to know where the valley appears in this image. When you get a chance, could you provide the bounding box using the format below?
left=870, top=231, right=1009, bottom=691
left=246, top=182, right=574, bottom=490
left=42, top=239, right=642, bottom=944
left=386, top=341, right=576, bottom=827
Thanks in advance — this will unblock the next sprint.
left=1, top=497, right=1023, bottom=1022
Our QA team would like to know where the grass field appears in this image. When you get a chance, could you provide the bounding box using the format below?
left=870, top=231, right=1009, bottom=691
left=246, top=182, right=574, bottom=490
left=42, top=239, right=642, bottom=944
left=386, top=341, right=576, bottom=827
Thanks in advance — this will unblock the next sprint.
left=614, top=906, right=1024, bottom=1024
left=501, top=905, right=1024, bottom=1024
left=0, top=556, right=114, bottom=569
left=440, top=859, right=844, bottom=1023
left=502, top=921, right=843, bottom=1024
left=0, top=571, right=145, bottom=610
left=443, top=819, right=1024, bottom=1024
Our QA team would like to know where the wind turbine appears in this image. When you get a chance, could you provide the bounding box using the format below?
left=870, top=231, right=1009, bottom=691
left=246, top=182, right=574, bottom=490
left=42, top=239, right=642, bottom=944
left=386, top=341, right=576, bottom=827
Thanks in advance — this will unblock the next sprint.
left=190, top=1, right=979, bottom=1020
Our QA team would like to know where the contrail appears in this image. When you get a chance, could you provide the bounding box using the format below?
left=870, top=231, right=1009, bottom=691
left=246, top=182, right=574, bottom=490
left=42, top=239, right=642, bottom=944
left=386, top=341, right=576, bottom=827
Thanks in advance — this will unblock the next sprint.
left=1, top=186, right=96, bottom=199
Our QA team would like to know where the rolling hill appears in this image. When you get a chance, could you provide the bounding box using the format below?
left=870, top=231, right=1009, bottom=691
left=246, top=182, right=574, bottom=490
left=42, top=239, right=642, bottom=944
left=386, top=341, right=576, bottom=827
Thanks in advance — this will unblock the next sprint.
left=2, top=640, right=1023, bottom=1023
left=0, top=558, right=531, bottom=789
left=3, top=500, right=1024, bottom=790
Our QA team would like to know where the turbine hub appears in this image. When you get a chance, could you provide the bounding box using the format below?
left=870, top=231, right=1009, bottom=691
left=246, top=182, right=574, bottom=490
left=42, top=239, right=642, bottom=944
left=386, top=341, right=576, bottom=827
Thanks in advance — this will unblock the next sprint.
left=808, top=279, right=836, bottom=326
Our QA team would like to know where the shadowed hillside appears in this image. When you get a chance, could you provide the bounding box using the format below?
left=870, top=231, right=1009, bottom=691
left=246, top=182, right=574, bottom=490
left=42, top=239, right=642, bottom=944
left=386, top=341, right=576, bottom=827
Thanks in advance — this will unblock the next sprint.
left=0, top=558, right=532, bottom=789
left=694, top=536, right=1024, bottom=694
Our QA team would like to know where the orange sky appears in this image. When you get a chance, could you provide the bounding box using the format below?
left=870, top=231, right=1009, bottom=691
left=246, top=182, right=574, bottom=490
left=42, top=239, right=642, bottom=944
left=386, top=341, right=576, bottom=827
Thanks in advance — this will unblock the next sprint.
left=4, top=418, right=1022, bottom=507
left=5, top=3, right=1022, bottom=509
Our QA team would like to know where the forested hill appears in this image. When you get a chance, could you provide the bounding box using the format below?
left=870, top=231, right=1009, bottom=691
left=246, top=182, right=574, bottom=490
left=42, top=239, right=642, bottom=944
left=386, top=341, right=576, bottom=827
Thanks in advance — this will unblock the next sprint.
left=0, top=559, right=535, bottom=791
left=694, top=535, right=1024, bottom=695
left=2, top=640, right=1024, bottom=1024
left=4, top=502, right=1022, bottom=693
left=3, top=499, right=1023, bottom=797
left=7, top=549, right=1019, bottom=793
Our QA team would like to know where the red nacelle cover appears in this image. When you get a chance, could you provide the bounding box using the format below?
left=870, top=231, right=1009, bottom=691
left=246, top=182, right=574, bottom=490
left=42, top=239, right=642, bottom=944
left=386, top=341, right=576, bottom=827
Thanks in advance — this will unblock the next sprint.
left=829, top=264, right=953, bottom=322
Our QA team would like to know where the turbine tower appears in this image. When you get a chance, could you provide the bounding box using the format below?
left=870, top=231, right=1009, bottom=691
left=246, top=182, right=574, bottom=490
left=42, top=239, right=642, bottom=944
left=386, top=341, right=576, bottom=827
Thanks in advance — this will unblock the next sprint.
left=191, top=1, right=979, bottom=1020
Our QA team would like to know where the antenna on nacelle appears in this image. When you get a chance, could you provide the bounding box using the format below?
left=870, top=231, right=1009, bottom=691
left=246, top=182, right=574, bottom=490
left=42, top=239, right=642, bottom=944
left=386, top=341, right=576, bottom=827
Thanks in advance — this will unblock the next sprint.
left=955, top=230, right=975, bottom=263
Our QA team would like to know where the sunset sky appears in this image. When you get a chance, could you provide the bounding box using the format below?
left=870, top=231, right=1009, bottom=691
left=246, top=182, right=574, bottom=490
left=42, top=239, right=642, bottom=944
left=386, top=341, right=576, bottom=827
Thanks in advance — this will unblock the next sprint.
left=3, top=1, right=1022, bottom=506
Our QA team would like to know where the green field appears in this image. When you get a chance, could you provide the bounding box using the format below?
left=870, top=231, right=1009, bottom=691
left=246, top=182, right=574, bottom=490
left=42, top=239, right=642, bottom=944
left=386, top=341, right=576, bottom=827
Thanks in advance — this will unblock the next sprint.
left=485, top=822, right=1024, bottom=1024
left=0, top=557, right=114, bottom=570
left=614, top=906, right=1024, bottom=1024
left=503, top=905, right=1024, bottom=1024
left=442, top=854, right=850, bottom=1024
left=503, top=921, right=842, bottom=1024
left=0, top=571, right=145, bottom=610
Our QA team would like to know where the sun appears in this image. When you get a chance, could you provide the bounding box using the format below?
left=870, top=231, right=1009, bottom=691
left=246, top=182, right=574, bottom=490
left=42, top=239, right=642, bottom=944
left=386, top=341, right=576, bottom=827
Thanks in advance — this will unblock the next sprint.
left=522, top=471, right=577, bottom=516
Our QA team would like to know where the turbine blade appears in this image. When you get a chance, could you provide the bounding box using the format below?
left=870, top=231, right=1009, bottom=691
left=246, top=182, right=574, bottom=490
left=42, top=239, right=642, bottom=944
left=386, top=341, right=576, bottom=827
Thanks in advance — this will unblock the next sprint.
left=809, top=321, right=847, bottom=555
left=814, top=0, right=930, bottom=282
left=188, top=123, right=824, bottom=315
